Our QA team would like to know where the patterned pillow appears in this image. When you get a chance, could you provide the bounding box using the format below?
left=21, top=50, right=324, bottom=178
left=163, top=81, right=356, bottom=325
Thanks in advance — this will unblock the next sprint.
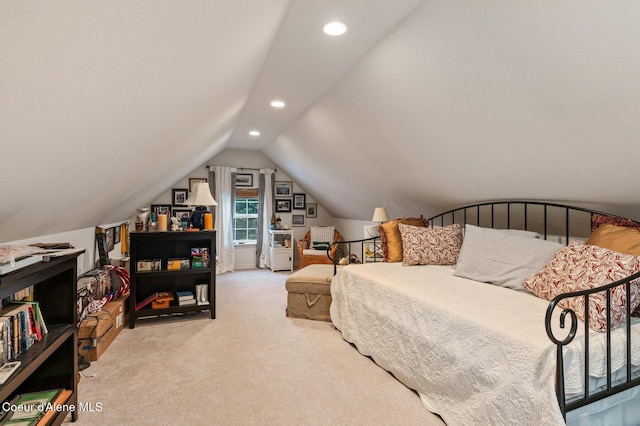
left=398, top=223, right=462, bottom=266
left=378, top=217, right=429, bottom=262
left=591, top=214, right=640, bottom=232
left=310, top=226, right=335, bottom=244
left=522, top=241, right=640, bottom=332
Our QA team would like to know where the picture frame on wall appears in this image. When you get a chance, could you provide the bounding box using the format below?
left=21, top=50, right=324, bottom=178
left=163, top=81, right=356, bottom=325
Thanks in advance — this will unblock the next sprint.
left=293, top=193, right=306, bottom=210
left=275, top=199, right=292, bottom=213
left=189, top=178, right=207, bottom=193
left=151, top=204, right=172, bottom=217
left=114, top=226, right=121, bottom=244
left=172, top=188, right=189, bottom=207
left=275, top=181, right=292, bottom=197
left=306, top=203, right=317, bottom=218
left=292, top=214, right=305, bottom=227
left=236, top=173, right=253, bottom=187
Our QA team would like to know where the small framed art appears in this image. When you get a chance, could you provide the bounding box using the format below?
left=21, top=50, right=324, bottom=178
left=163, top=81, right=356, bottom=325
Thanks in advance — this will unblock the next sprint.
left=189, top=178, right=207, bottom=193
left=275, top=181, right=292, bottom=197
left=275, top=199, right=292, bottom=213
left=293, top=193, right=306, bottom=210
left=172, top=188, right=189, bottom=207
left=151, top=204, right=172, bottom=217
left=172, top=209, right=192, bottom=221
left=292, top=214, right=305, bottom=227
left=306, top=203, right=317, bottom=218
left=236, top=173, right=253, bottom=187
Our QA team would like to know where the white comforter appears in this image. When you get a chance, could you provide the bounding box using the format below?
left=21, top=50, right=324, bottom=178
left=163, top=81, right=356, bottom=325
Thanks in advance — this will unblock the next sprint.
left=330, top=263, right=640, bottom=426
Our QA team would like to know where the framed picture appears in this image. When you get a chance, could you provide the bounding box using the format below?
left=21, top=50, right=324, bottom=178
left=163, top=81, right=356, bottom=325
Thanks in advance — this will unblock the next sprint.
left=293, top=193, right=306, bottom=210
left=236, top=173, right=253, bottom=187
left=106, top=227, right=115, bottom=252
left=292, top=214, right=305, bottom=227
left=151, top=204, right=172, bottom=217
left=172, top=188, right=189, bottom=206
left=172, top=209, right=192, bottom=221
left=306, top=203, right=317, bottom=218
left=189, top=178, right=207, bottom=193
left=114, top=226, right=121, bottom=244
left=275, top=181, right=293, bottom=197
left=275, top=199, right=292, bottom=213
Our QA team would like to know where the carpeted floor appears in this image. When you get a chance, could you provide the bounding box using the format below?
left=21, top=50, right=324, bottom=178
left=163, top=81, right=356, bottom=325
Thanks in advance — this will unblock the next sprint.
left=67, top=269, right=445, bottom=425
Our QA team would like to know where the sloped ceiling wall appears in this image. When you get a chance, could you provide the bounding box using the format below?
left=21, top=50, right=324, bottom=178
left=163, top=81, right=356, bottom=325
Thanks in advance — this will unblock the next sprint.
left=2, top=0, right=640, bottom=243
left=265, top=0, right=640, bottom=221
left=1, top=0, right=291, bottom=242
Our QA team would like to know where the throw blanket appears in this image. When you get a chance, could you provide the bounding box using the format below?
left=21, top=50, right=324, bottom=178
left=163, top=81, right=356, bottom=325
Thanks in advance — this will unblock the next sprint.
left=331, top=263, right=567, bottom=425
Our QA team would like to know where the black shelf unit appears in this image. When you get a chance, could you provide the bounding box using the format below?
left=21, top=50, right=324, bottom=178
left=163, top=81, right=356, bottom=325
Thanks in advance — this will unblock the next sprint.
left=0, top=253, right=82, bottom=424
left=129, top=231, right=216, bottom=328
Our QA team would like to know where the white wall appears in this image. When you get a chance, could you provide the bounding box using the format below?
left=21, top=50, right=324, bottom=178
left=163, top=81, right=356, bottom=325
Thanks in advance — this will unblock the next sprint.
left=3, top=225, right=129, bottom=276
left=150, top=149, right=337, bottom=269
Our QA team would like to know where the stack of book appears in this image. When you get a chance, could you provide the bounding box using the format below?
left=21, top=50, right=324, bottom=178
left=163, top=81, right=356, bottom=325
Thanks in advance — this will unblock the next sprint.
left=0, top=302, right=48, bottom=364
left=0, top=388, right=72, bottom=425
left=176, top=291, right=196, bottom=306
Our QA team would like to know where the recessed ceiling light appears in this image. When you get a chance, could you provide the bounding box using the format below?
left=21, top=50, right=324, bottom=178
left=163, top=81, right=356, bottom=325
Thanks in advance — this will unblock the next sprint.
left=270, top=100, right=285, bottom=108
left=249, top=130, right=260, bottom=136
left=323, top=21, right=347, bottom=36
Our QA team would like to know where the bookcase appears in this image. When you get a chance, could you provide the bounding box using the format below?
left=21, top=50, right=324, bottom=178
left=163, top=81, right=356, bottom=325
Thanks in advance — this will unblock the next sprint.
left=129, top=231, right=216, bottom=328
left=0, top=252, right=82, bottom=424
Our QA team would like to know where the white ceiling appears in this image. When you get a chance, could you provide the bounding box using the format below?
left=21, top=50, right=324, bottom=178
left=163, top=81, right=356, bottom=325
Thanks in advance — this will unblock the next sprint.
left=2, top=0, right=640, bottom=243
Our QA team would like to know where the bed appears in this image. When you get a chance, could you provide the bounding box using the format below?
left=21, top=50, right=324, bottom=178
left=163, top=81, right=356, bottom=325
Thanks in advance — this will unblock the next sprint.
left=329, top=201, right=640, bottom=425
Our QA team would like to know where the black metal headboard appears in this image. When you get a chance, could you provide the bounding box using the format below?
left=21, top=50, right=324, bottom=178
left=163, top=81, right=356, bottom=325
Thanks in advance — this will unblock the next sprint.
left=427, top=200, right=639, bottom=245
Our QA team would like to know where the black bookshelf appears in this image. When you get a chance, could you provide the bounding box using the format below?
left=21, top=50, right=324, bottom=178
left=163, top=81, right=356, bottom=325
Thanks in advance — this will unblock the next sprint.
left=0, top=253, right=82, bottom=424
left=129, top=231, right=216, bottom=328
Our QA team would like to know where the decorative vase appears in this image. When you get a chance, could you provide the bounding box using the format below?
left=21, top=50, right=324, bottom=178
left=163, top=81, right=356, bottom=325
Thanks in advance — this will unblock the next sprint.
left=190, top=206, right=208, bottom=229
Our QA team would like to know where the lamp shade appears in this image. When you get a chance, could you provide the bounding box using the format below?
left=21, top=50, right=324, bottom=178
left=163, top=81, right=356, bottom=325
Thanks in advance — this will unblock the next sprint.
left=185, top=182, right=218, bottom=206
left=372, top=207, right=389, bottom=223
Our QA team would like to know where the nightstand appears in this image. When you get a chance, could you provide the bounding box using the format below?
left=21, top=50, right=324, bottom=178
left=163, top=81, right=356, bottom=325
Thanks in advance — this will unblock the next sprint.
left=269, top=229, right=294, bottom=271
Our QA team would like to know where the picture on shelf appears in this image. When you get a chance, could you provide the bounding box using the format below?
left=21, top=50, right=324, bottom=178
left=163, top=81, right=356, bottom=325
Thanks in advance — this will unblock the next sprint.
left=275, top=181, right=292, bottom=196
left=151, top=204, right=172, bottom=217
left=236, top=173, right=253, bottom=187
left=172, top=188, right=189, bottom=206
left=293, top=193, right=306, bottom=210
left=173, top=209, right=192, bottom=221
left=275, top=198, right=292, bottom=213
left=292, top=214, right=305, bottom=226
left=306, top=203, right=317, bottom=218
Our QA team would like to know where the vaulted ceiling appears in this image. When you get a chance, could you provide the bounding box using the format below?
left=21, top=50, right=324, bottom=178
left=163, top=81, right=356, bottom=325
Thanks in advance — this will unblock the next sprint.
left=2, top=1, right=640, bottom=243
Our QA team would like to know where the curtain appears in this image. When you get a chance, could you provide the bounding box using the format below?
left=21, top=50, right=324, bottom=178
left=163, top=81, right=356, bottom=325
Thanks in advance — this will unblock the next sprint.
left=211, top=166, right=236, bottom=274
left=257, top=169, right=275, bottom=268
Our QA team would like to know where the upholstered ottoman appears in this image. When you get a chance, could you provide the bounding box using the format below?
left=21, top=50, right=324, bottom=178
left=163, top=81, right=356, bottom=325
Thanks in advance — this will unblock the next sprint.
left=285, top=264, right=337, bottom=321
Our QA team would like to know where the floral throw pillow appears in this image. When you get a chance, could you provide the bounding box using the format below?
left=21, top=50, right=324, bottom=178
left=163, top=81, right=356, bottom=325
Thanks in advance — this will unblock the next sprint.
left=522, top=241, right=640, bottom=332
left=378, top=217, right=429, bottom=262
left=398, top=223, right=462, bottom=266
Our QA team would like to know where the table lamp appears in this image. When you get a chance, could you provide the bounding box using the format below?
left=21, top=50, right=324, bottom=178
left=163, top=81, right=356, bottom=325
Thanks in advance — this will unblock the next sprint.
left=372, top=207, right=389, bottom=225
left=185, top=182, right=218, bottom=229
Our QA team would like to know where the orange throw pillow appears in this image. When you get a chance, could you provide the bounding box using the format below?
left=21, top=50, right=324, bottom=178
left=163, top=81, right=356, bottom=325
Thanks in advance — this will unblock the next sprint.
left=378, top=217, right=428, bottom=262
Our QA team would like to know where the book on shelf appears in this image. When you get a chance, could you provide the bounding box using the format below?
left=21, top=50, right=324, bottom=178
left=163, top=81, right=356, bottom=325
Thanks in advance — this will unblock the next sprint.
left=0, top=303, right=47, bottom=363
left=175, top=291, right=194, bottom=302
left=178, top=298, right=196, bottom=306
left=0, top=388, right=63, bottom=425
left=135, top=292, right=158, bottom=311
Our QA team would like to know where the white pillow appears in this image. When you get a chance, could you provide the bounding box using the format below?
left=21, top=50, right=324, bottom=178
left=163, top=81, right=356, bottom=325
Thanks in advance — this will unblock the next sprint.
left=454, top=224, right=563, bottom=291
left=310, top=226, right=335, bottom=244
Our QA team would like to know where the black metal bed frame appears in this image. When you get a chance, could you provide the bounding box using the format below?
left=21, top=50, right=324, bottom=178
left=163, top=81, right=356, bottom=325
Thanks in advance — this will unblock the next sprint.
left=329, top=200, right=640, bottom=420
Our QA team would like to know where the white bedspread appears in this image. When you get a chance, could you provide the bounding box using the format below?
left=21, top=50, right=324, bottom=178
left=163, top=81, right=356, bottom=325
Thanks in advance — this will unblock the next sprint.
left=330, top=263, right=640, bottom=425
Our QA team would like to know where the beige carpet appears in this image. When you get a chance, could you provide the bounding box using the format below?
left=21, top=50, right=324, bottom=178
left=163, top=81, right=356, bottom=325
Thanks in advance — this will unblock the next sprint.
left=67, top=269, right=445, bottom=425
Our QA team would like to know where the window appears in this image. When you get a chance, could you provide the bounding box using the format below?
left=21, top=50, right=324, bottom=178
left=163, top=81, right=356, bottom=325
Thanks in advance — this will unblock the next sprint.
left=234, top=197, right=259, bottom=244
